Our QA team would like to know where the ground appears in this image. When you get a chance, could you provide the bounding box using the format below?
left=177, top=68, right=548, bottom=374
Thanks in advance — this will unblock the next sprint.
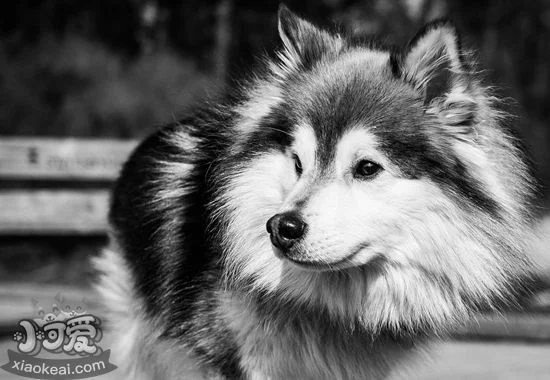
left=0, top=338, right=549, bottom=379
left=391, top=341, right=550, bottom=380
left=1, top=283, right=549, bottom=379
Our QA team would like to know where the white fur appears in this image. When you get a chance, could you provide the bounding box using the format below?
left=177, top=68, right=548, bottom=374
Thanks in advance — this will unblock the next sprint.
left=291, top=125, right=316, bottom=173
left=214, top=153, right=290, bottom=290
left=279, top=125, right=317, bottom=210
left=218, top=292, right=417, bottom=380
left=216, top=124, right=532, bottom=334
left=234, top=80, right=283, bottom=137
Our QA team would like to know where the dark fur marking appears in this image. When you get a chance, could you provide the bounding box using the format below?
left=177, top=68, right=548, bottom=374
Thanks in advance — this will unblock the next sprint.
left=374, top=128, right=500, bottom=215
left=306, top=75, right=398, bottom=169
left=110, top=116, right=245, bottom=378
left=291, top=68, right=500, bottom=214
left=243, top=105, right=295, bottom=155
left=389, top=49, right=401, bottom=78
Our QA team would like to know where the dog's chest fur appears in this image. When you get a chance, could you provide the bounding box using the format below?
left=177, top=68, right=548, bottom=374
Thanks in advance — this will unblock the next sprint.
left=219, top=293, right=416, bottom=380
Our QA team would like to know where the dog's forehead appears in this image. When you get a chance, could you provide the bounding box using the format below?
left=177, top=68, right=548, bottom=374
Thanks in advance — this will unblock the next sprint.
left=286, top=49, right=423, bottom=168
left=289, top=49, right=400, bottom=114
left=334, top=128, right=380, bottom=162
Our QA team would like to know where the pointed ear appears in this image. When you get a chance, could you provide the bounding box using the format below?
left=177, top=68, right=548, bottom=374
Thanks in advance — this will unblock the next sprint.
left=394, top=21, right=479, bottom=129
left=399, top=21, right=465, bottom=100
left=277, top=4, right=341, bottom=72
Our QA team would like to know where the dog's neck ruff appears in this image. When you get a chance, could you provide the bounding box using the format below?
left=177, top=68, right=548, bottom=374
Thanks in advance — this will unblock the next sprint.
left=219, top=289, right=421, bottom=380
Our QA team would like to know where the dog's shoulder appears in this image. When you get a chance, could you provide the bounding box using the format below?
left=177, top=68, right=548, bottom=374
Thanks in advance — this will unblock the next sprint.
left=108, top=119, right=213, bottom=312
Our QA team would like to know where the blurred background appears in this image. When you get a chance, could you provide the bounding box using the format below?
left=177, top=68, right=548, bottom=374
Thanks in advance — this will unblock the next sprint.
left=0, top=1, right=549, bottom=156
left=0, top=1, right=549, bottom=379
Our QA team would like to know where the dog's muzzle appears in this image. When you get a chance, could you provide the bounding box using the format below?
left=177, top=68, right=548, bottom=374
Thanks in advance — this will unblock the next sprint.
left=266, top=211, right=307, bottom=251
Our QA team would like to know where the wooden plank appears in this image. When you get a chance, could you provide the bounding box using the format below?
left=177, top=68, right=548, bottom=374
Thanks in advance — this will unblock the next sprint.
left=0, top=138, right=138, bottom=180
left=454, top=311, right=550, bottom=341
left=0, top=190, right=109, bottom=234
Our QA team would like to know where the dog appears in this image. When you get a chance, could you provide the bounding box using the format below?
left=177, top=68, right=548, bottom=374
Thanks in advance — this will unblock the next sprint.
left=95, top=5, right=538, bottom=379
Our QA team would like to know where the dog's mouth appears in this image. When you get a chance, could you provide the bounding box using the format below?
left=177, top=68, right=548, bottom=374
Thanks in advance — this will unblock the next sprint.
left=276, top=242, right=372, bottom=272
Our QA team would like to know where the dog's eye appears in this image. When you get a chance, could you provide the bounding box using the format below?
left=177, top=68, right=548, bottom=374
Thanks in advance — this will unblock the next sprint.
left=354, top=160, right=382, bottom=179
left=293, top=154, right=303, bottom=176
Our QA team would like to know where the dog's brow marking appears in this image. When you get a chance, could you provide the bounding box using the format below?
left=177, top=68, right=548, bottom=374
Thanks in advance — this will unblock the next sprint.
left=293, top=125, right=317, bottom=171
left=335, top=129, right=382, bottom=175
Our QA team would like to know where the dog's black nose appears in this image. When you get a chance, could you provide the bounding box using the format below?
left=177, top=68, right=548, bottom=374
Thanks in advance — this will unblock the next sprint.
left=266, top=212, right=307, bottom=250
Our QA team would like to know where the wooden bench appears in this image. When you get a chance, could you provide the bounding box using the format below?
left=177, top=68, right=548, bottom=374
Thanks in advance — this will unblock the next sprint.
left=0, top=138, right=138, bottom=234
left=0, top=138, right=138, bottom=330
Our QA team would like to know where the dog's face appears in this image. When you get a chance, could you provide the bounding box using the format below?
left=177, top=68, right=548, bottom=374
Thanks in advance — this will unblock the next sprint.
left=212, top=7, right=535, bottom=333
left=270, top=125, right=445, bottom=271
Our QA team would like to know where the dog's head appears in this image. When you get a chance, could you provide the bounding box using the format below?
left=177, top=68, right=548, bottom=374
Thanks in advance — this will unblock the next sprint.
left=212, top=6, right=536, bottom=333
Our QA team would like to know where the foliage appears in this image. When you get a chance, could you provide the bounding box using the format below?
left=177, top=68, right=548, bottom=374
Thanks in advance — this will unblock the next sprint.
left=0, top=35, right=216, bottom=137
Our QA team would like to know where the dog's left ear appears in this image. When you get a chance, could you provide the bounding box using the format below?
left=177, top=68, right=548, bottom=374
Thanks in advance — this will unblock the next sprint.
left=394, top=21, right=478, bottom=129
left=277, top=4, right=341, bottom=72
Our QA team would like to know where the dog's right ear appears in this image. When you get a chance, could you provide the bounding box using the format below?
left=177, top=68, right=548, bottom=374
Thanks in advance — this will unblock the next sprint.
left=393, top=20, right=481, bottom=133
left=393, top=20, right=466, bottom=103
left=277, top=4, right=341, bottom=73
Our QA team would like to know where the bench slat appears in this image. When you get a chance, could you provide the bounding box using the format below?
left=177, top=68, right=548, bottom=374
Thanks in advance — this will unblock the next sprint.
left=0, top=190, right=110, bottom=234
left=0, top=138, right=138, bottom=180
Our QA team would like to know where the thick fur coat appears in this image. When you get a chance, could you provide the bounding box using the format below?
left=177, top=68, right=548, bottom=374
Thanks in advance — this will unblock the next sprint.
left=95, top=6, right=538, bottom=380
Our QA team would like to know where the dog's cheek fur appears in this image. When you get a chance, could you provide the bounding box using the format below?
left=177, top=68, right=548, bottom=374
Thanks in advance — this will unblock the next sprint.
left=214, top=152, right=295, bottom=291
left=278, top=182, right=448, bottom=330
left=350, top=180, right=512, bottom=329
left=219, top=154, right=534, bottom=335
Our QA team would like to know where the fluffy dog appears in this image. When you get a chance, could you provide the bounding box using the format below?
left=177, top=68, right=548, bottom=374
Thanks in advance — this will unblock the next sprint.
left=95, top=5, right=538, bottom=379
